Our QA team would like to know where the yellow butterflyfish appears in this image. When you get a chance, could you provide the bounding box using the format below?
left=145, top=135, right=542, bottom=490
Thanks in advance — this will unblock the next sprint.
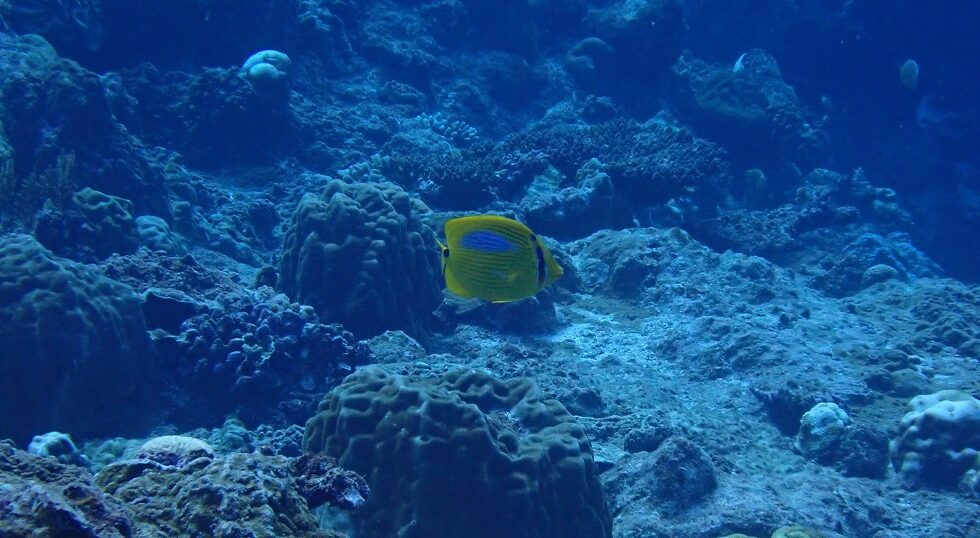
left=436, top=215, right=563, bottom=302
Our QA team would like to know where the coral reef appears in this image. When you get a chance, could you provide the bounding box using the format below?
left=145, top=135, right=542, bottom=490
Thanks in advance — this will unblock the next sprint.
left=0, top=2, right=977, bottom=537
left=671, top=50, right=829, bottom=169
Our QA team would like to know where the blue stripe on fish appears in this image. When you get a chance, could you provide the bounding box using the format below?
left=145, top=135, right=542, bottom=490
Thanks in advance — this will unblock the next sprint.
left=459, top=230, right=518, bottom=253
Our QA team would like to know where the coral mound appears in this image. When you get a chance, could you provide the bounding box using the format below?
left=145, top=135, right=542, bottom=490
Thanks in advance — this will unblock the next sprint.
left=303, top=365, right=612, bottom=538
left=0, top=234, right=156, bottom=444
left=277, top=179, right=441, bottom=338
left=890, top=390, right=980, bottom=490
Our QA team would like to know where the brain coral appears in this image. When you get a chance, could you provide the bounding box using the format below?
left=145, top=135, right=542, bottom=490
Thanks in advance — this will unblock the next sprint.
left=303, top=365, right=612, bottom=538
left=277, top=179, right=441, bottom=338
left=0, top=234, right=156, bottom=444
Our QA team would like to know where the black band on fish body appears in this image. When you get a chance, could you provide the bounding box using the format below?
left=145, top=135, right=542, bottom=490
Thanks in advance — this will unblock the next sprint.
left=533, top=235, right=546, bottom=287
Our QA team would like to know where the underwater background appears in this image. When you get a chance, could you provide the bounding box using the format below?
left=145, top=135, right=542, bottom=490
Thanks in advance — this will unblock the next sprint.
left=0, top=1, right=977, bottom=537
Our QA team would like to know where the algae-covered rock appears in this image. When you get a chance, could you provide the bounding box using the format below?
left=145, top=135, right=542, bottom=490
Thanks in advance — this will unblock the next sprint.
left=0, top=440, right=133, bottom=537
left=97, top=449, right=339, bottom=537
left=771, top=526, right=825, bottom=538
left=303, top=365, right=612, bottom=538
left=278, top=179, right=441, bottom=338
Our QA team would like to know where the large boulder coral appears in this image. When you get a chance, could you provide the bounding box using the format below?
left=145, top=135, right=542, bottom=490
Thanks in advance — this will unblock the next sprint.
left=277, top=179, right=442, bottom=338
left=0, top=234, right=156, bottom=444
left=303, top=365, right=612, bottom=538
left=889, top=390, right=980, bottom=490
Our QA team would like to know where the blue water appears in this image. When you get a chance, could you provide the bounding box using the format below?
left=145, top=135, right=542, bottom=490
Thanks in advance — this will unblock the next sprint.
left=0, top=2, right=977, bottom=537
